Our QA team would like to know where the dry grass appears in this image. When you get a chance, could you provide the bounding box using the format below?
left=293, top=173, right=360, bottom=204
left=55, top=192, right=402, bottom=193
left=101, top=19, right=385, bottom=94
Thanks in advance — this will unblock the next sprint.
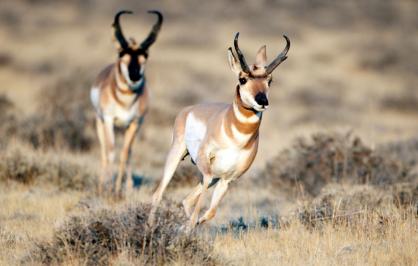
left=214, top=208, right=418, bottom=266
left=296, top=184, right=413, bottom=229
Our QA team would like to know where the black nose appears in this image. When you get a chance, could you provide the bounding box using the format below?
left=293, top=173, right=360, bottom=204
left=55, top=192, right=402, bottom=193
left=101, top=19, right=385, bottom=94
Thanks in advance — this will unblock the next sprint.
left=255, top=92, right=269, bottom=107
left=129, top=72, right=141, bottom=82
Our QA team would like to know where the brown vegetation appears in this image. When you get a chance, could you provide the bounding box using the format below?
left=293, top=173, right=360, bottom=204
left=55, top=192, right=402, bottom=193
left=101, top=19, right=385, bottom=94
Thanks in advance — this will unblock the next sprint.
left=0, top=143, right=94, bottom=190
left=26, top=203, right=216, bottom=265
left=261, top=133, right=412, bottom=197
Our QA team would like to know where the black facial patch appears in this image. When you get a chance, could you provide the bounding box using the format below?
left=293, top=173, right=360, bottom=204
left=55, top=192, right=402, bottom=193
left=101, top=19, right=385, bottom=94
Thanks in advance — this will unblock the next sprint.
left=119, top=48, right=148, bottom=82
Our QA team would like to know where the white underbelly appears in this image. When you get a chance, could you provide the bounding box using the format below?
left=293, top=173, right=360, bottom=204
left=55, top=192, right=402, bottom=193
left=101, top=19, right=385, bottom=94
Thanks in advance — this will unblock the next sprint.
left=211, top=148, right=241, bottom=178
left=113, top=103, right=139, bottom=126
left=185, top=113, right=207, bottom=162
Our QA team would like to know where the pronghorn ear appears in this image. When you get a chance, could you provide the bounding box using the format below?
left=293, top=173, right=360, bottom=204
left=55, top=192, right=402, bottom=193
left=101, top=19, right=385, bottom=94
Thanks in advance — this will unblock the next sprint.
left=227, top=47, right=241, bottom=74
left=255, top=45, right=267, bottom=66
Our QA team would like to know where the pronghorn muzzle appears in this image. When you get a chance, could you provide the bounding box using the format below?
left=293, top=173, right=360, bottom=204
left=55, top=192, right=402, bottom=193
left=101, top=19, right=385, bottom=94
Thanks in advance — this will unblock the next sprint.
left=255, top=92, right=269, bottom=108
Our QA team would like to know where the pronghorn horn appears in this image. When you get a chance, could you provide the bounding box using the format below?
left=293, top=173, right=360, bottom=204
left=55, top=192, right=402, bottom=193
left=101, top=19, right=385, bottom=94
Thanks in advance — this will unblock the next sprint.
left=233, top=32, right=250, bottom=73
left=140, top=10, right=163, bottom=51
left=266, top=35, right=290, bottom=74
left=113, top=10, right=133, bottom=50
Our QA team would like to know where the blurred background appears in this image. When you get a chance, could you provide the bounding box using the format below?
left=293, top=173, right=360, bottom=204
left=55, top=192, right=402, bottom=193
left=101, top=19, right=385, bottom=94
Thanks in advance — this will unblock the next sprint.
left=1, top=0, right=418, bottom=264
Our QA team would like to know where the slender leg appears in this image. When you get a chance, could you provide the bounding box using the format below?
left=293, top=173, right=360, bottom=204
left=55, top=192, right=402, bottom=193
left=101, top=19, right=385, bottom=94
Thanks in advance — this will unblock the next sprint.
left=182, top=184, right=203, bottom=217
left=96, top=117, right=107, bottom=195
left=115, top=120, right=140, bottom=197
left=148, top=140, right=186, bottom=225
left=102, top=116, right=115, bottom=194
left=188, top=174, right=213, bottom=229
left=198, top=179, right=229, bottom=225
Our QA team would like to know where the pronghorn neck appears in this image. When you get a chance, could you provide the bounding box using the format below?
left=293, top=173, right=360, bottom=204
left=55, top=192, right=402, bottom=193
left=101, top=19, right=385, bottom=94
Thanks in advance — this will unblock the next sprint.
left=233, top=85, right=262, bottom=124
left=222, top=85, right=262, bottom=147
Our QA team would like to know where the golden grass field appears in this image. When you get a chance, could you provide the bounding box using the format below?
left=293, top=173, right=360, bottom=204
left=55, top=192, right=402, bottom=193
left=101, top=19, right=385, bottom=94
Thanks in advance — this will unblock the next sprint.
left=0, top=0, right=418, bottom=265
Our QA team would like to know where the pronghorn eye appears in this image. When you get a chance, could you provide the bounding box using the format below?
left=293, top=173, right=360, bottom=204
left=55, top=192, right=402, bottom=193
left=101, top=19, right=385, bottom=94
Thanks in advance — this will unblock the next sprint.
left=268, top=79, right=273, bottom=86
left=239, top=78, right=247, bottom=85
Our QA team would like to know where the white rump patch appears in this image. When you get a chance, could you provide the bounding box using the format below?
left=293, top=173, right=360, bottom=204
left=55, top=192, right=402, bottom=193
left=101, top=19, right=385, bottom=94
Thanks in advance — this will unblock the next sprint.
left=90, top=87, right=100, bottom=112
left=185, top=113, right=207, bottom=162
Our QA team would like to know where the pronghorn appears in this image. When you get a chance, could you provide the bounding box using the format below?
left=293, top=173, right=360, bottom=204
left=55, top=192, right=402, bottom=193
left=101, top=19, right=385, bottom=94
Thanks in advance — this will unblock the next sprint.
left=150, top=33, right=290, bottom=228
left=90, top=10, right=163, bottom=196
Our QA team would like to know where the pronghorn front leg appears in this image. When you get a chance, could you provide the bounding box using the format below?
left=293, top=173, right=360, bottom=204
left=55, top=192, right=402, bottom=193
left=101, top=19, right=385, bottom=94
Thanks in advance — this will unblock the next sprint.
left=198, top=179, right=229, bottom=225
left=188, top=150, right=214, bottom=229
left=188, top=174, right=211, bottom=229
left=97, top=116, right=116, bottom=195
left=96, top=117, right=107, bottom=195
left=114, top=119, right=141, bottom=197
left=182, top=184, right=203, bottom=217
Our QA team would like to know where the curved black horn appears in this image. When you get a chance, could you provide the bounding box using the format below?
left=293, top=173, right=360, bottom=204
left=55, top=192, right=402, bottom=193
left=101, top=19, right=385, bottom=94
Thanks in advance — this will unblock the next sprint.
left=234, top=32, right=250, bottom=73
left=140, top=10, right=163, bottom=50
left=113, top=10, right=133, bottom=50
left=266, top=35, right=290, bottom=74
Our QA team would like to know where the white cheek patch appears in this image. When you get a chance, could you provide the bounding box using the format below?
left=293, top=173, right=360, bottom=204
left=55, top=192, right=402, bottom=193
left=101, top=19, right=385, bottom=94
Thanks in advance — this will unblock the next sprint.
left=240, top=89, right=259, bottom=109
left=120, top=62, right=132, bottom=84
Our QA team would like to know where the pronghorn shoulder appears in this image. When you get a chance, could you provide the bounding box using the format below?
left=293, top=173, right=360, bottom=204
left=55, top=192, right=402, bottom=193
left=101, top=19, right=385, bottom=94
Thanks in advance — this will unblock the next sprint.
left=184, top=103, right=229, bottom=123
left=93, top=63, right=115, bottom=88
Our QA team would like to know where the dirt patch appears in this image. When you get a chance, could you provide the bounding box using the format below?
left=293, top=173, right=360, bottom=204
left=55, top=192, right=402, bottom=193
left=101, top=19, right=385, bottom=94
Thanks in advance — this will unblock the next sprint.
left=26, top=203, right=216, bottom=265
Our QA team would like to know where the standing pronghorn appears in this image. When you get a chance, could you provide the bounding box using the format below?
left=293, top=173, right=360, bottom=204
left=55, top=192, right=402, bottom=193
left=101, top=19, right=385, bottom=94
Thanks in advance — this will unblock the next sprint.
left=90, top=10, right=163, bottom=196
left=150, top=33, right=290, bottom=228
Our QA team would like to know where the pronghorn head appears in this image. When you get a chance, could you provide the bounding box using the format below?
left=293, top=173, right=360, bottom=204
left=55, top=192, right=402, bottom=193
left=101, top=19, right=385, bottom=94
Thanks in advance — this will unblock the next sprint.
left=112, top=10, right=163, bottom=88
left=228, top=33, right=290, bottom=112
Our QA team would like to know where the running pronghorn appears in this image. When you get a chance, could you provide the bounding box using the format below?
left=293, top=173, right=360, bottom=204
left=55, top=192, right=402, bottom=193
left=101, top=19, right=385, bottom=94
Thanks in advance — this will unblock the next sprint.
left=150, top=33, right=290, bottom=228
left=90, top=10, right=163, bottom=196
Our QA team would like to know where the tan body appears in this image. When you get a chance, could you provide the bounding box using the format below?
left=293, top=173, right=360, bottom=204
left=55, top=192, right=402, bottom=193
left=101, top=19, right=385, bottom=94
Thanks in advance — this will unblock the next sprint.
left=91, top=63, right=148, bottom=195
left=151, top=33, right=290, bottom=228
left=152, top=96, right=260, bottom=226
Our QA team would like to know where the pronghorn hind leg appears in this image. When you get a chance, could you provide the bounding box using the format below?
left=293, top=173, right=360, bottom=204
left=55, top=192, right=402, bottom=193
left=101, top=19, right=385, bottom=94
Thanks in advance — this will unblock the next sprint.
left=198, top=179, right=229, bottom=225
left=115, top=120, right=140, bottom=198
left=148, top=140, right=187, bottom=224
